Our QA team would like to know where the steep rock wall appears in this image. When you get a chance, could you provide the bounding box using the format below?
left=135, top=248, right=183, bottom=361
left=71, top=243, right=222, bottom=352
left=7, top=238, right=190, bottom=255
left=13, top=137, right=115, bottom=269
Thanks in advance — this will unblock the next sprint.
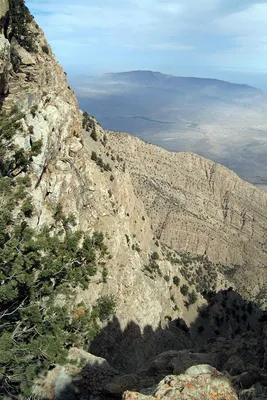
left=2, top=0, right=267, bottom=336
left=106, top=130, right=267, bottom=268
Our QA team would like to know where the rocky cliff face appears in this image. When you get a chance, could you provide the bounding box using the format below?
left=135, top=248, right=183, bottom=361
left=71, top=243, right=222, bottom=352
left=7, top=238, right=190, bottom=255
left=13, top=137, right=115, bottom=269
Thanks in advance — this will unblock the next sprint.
left=105, top=130, right=267, bottom=268
left=2, top=0, right=267, bottom=329
left=0, top=0, right=10, bottom=95
left=1, top=2, right=267, bottom=398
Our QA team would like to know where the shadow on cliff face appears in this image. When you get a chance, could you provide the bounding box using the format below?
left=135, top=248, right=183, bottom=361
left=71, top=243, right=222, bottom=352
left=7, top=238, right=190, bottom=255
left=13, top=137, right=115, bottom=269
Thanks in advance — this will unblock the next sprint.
left=89, top=288, right=265, bottom=374
left=56, top=289, right=267, bottom=399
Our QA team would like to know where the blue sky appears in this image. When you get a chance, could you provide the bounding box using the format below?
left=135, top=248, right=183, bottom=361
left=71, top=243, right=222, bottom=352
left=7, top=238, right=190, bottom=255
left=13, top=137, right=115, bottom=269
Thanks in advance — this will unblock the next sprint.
left=26, top=0, right=267, bottom=89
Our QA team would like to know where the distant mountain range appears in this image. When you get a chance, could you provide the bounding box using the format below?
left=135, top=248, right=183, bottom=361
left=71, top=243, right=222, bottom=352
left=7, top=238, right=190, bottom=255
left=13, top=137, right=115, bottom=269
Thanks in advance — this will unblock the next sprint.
left=73, top=70, right=267, bottom=187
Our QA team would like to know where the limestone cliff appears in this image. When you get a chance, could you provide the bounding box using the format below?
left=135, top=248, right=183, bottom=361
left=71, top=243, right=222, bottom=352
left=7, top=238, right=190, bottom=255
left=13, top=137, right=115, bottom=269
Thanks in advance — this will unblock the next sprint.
left=106, top=130, right=267, bottom=268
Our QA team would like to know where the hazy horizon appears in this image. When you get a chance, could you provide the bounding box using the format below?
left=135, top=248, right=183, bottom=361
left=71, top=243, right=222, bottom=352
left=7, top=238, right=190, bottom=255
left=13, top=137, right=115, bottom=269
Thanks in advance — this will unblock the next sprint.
left=26, top=0, right=267, bottom=93
left=73, top=70, right=267, bottom=187
left=67, top=70, right=267, bottom=94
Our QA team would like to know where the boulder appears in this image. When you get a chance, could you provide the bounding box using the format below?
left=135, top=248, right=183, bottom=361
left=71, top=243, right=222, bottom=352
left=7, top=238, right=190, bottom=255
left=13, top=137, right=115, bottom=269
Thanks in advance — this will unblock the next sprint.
left=151, top=350, right=218, bottom=375
left=104, top=374, right=140, bottom=396
left=123, top=365, right=238, bottom=400
left=11, top=39, right=36, bottom=66
left=170, top=351, right=219, bottom=375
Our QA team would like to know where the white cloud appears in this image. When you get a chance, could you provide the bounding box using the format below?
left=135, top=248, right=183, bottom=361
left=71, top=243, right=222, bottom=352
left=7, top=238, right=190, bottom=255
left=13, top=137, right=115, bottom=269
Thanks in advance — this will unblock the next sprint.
left=26, top=0, right=267, bottom=78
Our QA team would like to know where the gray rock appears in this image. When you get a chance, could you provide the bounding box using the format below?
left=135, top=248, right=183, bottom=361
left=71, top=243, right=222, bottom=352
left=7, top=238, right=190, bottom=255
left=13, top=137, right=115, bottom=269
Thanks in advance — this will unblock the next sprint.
left=54, top=371, right=78, bottom=400
left=169, top=351, right=219, bottom=375
left=105, top=374, right=140, bottom=395
left=151, top=350, right=181, bottom=372
left=123, top=367, right=238, bottom=400
left=11, top=39, right=36, bottom=66
left=0, top=35, right=10, bottom=95
left=184, top=364, right=215, bottom=376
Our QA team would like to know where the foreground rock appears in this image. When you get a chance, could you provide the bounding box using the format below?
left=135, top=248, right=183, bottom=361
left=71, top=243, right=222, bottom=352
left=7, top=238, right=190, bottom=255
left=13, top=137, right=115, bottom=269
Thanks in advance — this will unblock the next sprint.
left=123, top=365, right=238, bottom=400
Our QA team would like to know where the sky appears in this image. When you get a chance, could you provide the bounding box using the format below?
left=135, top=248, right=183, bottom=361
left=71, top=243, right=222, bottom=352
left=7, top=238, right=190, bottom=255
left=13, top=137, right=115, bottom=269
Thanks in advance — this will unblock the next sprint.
left=26, top=0, right=267, bottom=90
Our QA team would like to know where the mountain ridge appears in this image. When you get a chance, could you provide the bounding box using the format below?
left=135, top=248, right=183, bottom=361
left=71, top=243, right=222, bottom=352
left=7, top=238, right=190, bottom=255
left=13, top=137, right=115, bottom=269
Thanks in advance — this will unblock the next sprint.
left=99, top=70, right=264, bottom=93
left=76, top=69, right=267, bottom=187
left=1, top=2, right=267, bottom=398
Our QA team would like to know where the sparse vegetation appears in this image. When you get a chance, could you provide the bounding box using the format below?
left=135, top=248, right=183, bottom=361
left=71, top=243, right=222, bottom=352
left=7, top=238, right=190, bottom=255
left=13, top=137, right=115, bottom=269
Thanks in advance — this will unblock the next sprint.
left=91, top=151, right=112, bottom=171
left=188, top=291, right=197, bottom=305
left=164, top=275, right=170, bottom=282
left=91, top=126, right=98, bottom=141
left=180, top=284, right=189, bottom=296
left=96, top=295, right=116, bottom=322
left=91, top=151, right=98, bottom=161
left=9, top=0, right=36, bottom=52
left=83, top=112, right=94, bottom=132
left=0, top=105, right=112, bottom=398
left=173, top=276, right=180, bottom=286
left=143, top=260, right=162, bottom=278
left=42, top=45, right=49, bottom=54
left=30, top=104, right=38, bottom=117
left=151, top=251, right=159, bottom=260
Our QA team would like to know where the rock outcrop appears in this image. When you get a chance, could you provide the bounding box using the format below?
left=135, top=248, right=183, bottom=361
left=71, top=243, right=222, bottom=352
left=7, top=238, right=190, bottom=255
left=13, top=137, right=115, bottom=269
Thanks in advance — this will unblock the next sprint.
left=123, top=365, right=238, bottom=400
left=0, top=0, right=10, bottom=95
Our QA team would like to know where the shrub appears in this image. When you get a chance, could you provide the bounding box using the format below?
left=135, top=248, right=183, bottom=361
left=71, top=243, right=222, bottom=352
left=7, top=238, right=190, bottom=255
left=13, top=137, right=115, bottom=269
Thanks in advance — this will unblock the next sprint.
left=21, top=196, right=34, bottom=217
left=173, top=276, right=180, bottom=286
left=82, top=112, right=89, bottom=128
left=9, top=0, right=36, bottom=52
left=151, top=251, right=159, bottom=260
left=102, top=266, right=108, bottom=283
left=188, top=291, right=197, bottom=305
left=164, top=275, right=170, bottom=282
left=30, top=105, right=38, bottom=117
left=180, top=284, right=189, bottom=296
left=143, top=261, right=162, bottom=278
left=42, top=45, right=49, bottom=54
left=91, top=151, right=98, bottom=161
left=90, top=127, right=98, bottom=141
left=103, top=163, right=111, bottom=172
left=96, top=295, right=116, bottom=322
left=30, top=139, right=42, bottom=156
left=96, top=157, right=103, bottom=168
